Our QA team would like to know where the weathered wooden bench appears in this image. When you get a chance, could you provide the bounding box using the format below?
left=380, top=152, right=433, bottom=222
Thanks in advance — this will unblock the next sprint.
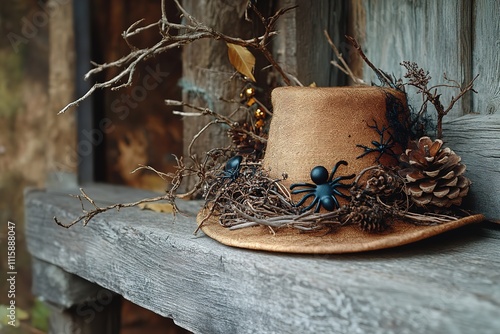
left=25, top=183, right=500, bottom=334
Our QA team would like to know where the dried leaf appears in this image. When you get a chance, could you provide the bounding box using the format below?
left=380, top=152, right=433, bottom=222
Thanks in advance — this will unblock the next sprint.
left=138, top=202, right=174, bottom=213
left=227, top=43, right=256, bottom=82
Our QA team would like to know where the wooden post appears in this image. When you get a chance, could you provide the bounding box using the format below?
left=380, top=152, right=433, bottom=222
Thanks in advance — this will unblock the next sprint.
left=32, top=258, right=121, bottom=334
left=275, top=0, right=347, bottom=86
left=46, top=0, right=78, bottom=183
left=181, top=1, right=274, bottom=194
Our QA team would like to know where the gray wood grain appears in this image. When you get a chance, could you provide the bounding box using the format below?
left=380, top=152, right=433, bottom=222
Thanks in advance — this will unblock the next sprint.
left=353, top=0, right=472, bottom=119
left=275, top=0, right=346, bottom=86
left=180, top=0, right=250, bottom=193
left=473, top=0, right=500, bottom=115
left=25, top=184, right=500, bottom=334
left=443, top=113, right=500, bottom=220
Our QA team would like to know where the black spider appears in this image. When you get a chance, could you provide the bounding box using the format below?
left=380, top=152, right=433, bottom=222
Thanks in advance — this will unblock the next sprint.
left=356, top=120, right=397, bottom=163
left=290, top=161, right=355, bottom=213
left=219, top=155, right=243, bottom=181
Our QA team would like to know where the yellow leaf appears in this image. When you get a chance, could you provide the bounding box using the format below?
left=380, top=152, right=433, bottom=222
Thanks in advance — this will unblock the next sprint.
left=227, top=43, right=256, bottom=82
left=138, top=203, right=174, bottom=213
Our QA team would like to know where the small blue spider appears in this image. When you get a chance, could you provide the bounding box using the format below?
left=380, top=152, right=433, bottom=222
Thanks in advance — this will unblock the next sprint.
left=356, top=120, right=397, bottom=163
left=290, top=161, right=355, bottom=213
left=219, top=155, right=243, bottom=181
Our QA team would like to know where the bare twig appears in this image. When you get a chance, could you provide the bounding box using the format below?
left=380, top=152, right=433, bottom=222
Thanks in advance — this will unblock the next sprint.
left=345, top=35, right=398, bottom=89
left=324, top=31, right=365, bottom=85
left=54, top=188, right=176, bottom=228
left=167, top=99, right=268, bottom=144
left=401, top=61, right=479, bottom=138
left=58, top=2, right=295, bottom=114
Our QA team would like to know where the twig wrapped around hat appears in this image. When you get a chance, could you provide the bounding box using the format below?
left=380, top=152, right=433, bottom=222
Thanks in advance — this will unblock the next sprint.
left=198, top=86, right=484, bottom=254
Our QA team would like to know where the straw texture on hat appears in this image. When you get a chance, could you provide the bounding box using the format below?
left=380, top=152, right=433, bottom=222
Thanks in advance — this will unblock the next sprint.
left=263, top=86, right=408, bottom=190
left=198, top=210, right=484, bottom=254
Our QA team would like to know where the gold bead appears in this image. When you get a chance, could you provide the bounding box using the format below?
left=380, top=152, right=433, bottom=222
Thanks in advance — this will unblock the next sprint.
left=254, top=108, right=265, bottom=119
left=246, top=97, right=256, bottom=107
left=255, top=119, right=265, bottom=128
left=245, top=87, right=255, bottom=98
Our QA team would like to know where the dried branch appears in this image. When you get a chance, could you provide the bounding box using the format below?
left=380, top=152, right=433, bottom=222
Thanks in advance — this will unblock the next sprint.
left=346, top=35, right=398, bottom=89
left=54, top=188, right=176, bottom=228
left=324, top=31, right=365, bottom=85
left=58, top=1, right=295, bottom=114
left=401, top=61, right=479, bottom=138
left=167, top=99, right=268, bottom=144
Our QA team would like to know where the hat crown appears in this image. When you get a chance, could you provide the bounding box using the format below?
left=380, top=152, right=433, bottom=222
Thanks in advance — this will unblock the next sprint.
left=263, top=86, right=409, bottom=189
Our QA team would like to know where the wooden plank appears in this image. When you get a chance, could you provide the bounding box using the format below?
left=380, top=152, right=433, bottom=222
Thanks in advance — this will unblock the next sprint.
left=275, top=0, right=346, bottom=86
left=46, top=0, right=78, bottom=173
left=32, top=258, right=110, bottom=309
left=32, top=258, right=122, bottom=334
left=472, top=0, right=500, bottom=114
left=25, top=185, right=500, bottom=334
left=352, top=0, right=473, bottom=121
left=296, top=0, right=346, bottom=86
left=443, top=113, right=500, bottom=220
left=274, top=0, right=299, bottom=80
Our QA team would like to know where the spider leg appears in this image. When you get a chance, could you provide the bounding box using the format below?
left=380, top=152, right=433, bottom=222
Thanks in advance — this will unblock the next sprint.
left=356, top=144, right=378, bottom=159
left=329, top=194, right=340, bottom=210
left=294, top=192, right=316, bottom=207
left=314, top=199, right=323, bottom=213
left=301, top=196, right=319, bottom=212
left=330, top=174, right=356, bottom=184
left=292, top=187, right=317, bottom=195
left=290, top=182, right=316, bottom=190
left=386, top=147, right=397, bottom=157
left=328, top=160, right=348, bottom=182
left=332, top=188, right=351, bottom=199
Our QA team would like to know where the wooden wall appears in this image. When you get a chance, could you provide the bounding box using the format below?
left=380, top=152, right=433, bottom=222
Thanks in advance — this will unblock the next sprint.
left=349, top=0, right=500, bottom=219
left=275, top=0, right=347, bottom=86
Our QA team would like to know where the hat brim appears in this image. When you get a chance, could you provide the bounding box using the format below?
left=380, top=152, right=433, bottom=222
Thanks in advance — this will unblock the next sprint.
left=197, top=209, right=484, bottom=254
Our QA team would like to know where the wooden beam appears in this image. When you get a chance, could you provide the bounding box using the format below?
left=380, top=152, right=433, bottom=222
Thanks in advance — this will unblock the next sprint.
left=25, top=184, right=500, bottom=333
left=443, top=113, right=500, bottom=220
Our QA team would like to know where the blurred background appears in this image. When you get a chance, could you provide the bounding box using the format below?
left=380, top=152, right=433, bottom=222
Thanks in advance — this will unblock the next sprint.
left=1, top=0, right=185, bottom=332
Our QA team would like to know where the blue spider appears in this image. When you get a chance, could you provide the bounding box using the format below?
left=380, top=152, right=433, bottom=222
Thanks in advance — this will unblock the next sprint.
left=356, top=120, right=397, bottom=163
left=290, top=161, right=355, bottom=213
left=219, top=155, right=243, bottom=181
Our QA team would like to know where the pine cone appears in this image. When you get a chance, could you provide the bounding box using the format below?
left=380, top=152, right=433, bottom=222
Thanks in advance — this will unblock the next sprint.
left=347, top=188, right=388, bottom=232
left=398, top=136, right=471, bottom=208
left=348, top=204, right=387, bottom=232
left=365, top=167, right=402, bottom=197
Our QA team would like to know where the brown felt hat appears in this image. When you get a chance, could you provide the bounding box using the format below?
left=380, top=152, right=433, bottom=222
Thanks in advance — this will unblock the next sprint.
left=198, top=86, right=484, bottom=253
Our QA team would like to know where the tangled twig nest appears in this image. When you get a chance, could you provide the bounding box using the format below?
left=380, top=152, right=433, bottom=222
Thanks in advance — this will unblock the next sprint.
left=201, top=163, right=459, bottom=234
